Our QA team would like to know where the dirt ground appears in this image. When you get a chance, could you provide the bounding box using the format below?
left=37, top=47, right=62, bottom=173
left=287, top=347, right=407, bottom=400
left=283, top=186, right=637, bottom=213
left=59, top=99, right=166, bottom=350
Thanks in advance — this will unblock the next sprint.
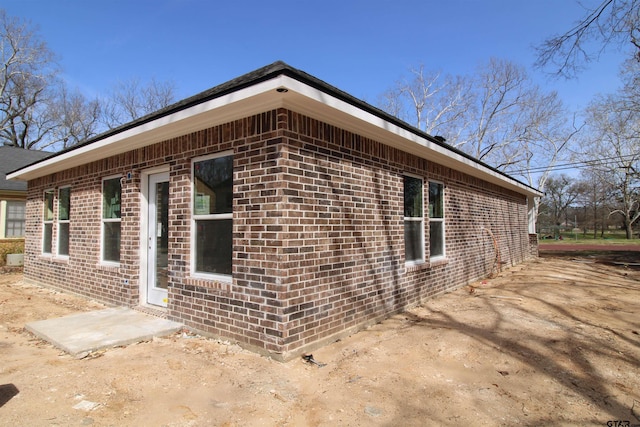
left=1, top=254, right=639, bottom=427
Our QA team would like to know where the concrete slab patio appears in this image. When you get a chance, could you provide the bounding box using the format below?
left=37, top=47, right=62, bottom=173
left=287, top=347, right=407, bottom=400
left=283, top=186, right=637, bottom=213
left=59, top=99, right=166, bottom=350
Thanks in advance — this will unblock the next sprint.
left=25, top=307, right=183, bottom=356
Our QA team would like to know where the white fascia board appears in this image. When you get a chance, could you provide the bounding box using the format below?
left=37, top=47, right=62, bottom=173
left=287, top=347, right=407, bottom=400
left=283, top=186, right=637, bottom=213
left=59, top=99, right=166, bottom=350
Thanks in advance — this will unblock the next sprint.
left=8, top=76, right=289, bottom=181
left=277, top=76, right=541, bottom=198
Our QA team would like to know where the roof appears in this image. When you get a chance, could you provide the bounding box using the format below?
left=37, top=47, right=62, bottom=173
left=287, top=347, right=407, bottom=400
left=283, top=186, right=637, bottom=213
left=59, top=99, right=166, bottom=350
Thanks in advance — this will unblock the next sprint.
left=0, top=146, right=52, bottom=192
left=7, top=61, right=542, bottom=198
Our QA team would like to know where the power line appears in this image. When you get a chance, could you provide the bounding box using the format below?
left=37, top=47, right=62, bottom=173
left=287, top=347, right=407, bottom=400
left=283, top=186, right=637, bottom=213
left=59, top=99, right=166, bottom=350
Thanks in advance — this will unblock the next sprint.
left=504, top=153, right=639, bottom=175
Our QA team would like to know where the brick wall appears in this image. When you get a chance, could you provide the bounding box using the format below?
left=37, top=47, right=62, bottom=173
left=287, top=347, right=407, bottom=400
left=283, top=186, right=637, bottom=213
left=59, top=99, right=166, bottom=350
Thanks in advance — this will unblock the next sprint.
left=275, top=111, right=530, bottom=356
left=24, top=108, right=533, bottom=359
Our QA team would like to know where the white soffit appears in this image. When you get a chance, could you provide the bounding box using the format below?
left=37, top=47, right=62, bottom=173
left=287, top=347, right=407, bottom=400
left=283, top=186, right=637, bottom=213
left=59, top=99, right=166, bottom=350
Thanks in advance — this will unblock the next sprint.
left=8, top=76, right=288, bottom=181
left=276, top=76, right=540, bottom=197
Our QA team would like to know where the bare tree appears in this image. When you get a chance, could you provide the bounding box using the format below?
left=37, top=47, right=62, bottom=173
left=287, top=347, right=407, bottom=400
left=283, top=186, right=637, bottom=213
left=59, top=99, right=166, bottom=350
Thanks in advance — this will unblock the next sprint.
left=618, top=57, right=640, bottom=113
left=576, top=168, right=616, bottom=237
left=101, top=77, right=177, bottom=129
left=377, top=64, right=472, bottom=138
left=48, top=86, right=102, bottom=149
left=379, top=59, right=583, bottom=227
left=580, top=93, right=640, bottom=238
left=514, top=92, right=584, bottom=190
left=0, top=9, right=58, bottom=149
left=539, top=174, right=582, bottom=238
left=379, top=59, right=579, bottom=186
left=535, top=0, right=640, bottom=78
left=465, top=59, right=532, bottom=166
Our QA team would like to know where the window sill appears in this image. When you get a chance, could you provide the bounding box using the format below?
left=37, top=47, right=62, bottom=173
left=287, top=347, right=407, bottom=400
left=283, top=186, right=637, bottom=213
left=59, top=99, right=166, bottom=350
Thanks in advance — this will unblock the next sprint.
left=97, top=262, right=120, bottom=272
left=429, top=257, right=448, bottom=267
left=405, top=260, right=428, bottom=272
left=184, top=275, right=233, bottom=292
left=404, top=257, right=449, bottom=272
left=38, top=254, right=69, bottom=264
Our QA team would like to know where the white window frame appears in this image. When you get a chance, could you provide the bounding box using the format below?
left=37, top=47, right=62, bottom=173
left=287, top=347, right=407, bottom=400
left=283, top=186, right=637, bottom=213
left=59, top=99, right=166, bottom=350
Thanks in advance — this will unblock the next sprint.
left=42, top=189, right=55, bottom=255
left=191, top=151, right=233, bottom=282
left=57, top=186, right=71, bottom=258
left=404, top=173, right=425, bottom=266
left=428, top=180, right=446, bottom=261
left=101, top=175, right=122, bottom=266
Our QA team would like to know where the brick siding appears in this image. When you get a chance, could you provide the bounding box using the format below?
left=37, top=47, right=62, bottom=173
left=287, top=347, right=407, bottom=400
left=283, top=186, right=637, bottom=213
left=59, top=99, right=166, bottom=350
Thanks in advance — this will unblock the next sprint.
left=24, top=108, right=534, bottom=359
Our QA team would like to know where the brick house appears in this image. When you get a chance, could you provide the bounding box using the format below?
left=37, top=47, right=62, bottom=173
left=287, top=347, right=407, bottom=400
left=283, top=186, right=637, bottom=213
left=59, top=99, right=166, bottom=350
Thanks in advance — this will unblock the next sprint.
left=9, top=62, right=541, bottom=360
left=0, top=147, right=51, bottom=263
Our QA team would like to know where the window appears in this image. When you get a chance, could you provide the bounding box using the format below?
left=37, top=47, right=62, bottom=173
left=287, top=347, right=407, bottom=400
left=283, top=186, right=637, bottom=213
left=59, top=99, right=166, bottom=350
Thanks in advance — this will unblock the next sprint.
left=404, top=175, right=424, bottom=264
left=43, top=190, right=54, bottom=254
left=193, top=154, right=233, bottom=277
left=429, top=181, right=445, bottom=259
left=58, top=187, right=71, bottom=256
left=5, top=201, right=26, bottom=237
left=102, top=177, right=121, bottom=263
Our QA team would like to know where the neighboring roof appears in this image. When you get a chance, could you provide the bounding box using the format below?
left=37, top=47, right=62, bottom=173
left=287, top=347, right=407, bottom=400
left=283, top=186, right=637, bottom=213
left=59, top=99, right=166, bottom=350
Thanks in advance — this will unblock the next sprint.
left=0, top=146, right=52, bottom=192
left=7, top=61, right=542, bottom=198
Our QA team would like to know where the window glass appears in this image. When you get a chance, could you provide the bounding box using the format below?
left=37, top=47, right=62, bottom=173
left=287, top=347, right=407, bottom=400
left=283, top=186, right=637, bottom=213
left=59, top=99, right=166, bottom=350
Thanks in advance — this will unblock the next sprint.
left=429, top=182, right=443, bottom=218
left=102, top=177, right=121, bottom=263
left=103, top=178, right=121, bottom=219
left=404, top=176, right=423, bottom=217
left=58, top=223, right=70, bottom=256
left=5, top=201, right=26, bottom=237
left=43, top=190, right=54, bottom=253
left=193, top=154, right=233, bottom=276
left=428, top=182, right=445, bottom=259
left=195, top=219, right=232, bottom=274
left=43, top=224, right=53, bottom=254
left=404, top=220, right=423, bottom=262
left=194, top=156, right=233, bottom=215
left=44, top=190, right=54, bottom=221
left=103, top=222, right=121, bottom=262
left=404, top=176, right=424, bottom=263
left=58, top=187, right=71, bottom=256
left=429, top=221, right=444, bottom=258
left=59, top=187, right=70, bottom=221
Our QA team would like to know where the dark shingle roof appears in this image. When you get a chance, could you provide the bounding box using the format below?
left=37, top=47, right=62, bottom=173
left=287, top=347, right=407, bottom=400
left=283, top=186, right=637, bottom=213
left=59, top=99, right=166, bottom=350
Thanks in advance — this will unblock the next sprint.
left=0, top=146, right=52, bottom=191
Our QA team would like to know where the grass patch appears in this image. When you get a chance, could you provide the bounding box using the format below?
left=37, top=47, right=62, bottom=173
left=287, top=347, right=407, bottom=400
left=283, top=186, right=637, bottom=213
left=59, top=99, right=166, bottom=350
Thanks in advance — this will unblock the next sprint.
left=538, top=231, right=640, bottom=245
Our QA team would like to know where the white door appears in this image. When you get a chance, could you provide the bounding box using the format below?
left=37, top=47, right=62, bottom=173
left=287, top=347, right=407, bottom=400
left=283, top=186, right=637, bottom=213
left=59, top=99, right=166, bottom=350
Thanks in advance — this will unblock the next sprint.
left=147, top=172, right=170, bottom=307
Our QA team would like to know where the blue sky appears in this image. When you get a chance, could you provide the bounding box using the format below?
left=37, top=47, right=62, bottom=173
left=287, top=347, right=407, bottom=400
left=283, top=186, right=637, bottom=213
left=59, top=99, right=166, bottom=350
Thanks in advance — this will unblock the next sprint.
left=3, top=0, right=630, bottom=113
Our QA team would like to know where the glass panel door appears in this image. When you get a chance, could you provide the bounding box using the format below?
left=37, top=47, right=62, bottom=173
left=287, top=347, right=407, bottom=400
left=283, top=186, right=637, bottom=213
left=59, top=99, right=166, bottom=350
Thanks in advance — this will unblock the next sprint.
left=147, top=172, right=169, bottom=307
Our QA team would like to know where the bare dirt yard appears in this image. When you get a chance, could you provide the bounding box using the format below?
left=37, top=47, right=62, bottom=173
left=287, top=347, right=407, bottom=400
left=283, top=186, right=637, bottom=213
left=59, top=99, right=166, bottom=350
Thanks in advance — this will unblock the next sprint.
left=1, top=253, right=639, bottom=426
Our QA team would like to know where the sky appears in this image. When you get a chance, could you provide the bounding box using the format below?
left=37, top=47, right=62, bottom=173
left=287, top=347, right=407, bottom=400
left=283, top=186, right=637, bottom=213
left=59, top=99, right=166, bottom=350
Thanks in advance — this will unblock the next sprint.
left=2, top=0, right=631, bottom=116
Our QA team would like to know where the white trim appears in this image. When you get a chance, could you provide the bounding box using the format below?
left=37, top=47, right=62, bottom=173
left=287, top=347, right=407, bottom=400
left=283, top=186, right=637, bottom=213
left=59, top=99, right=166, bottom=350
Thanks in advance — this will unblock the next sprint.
left=528, top=196, right=537, bottom=234
left=100, top=175, right=122, bottom=266
left=139, top=167, right=171, bottom=306
left=0, top=200, right=6, bottom=239
left=8, top=79, right=285, bottom=182
left=42, top=188, right=55, bottom=255
left=56, top=186, right=71, bottom=260
left=403, top=174, right=425, bottom=265
left=191, top=152, right=234, bottom=281
left=138, top=164, right=172, bottom=299
left=428, top=181, right=446, bottom=261
left=145, top=171, right=170, bottom=307
left=277, top=76, right=541, bottom=198
left=7, top=73, right=541, bottom=200
left=2, top=199, right=27, bottom=239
